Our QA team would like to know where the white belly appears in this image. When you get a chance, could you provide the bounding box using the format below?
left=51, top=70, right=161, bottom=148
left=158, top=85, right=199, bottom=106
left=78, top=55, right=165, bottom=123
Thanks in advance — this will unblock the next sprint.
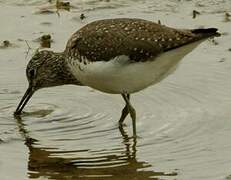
left=68, top=40, right=204, bottom=94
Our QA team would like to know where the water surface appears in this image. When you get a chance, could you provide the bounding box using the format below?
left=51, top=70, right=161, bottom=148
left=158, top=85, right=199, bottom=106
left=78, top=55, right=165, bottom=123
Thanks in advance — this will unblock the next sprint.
left=1, top=0, right=231, bottom=179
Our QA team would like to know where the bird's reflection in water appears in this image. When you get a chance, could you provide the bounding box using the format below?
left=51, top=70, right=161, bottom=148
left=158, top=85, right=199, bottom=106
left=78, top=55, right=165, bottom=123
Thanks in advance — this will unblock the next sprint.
left=15, top=115, right=177, bottom=180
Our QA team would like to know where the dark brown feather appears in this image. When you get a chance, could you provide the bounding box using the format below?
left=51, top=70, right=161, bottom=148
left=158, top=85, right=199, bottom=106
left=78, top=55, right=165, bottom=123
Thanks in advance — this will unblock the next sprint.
left=65, top=18, right=218, bottom=62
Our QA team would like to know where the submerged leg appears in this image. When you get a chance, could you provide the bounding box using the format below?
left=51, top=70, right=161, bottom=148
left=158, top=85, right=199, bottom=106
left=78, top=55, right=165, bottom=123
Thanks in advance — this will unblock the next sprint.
left=121, top=94, right=136, bottom=136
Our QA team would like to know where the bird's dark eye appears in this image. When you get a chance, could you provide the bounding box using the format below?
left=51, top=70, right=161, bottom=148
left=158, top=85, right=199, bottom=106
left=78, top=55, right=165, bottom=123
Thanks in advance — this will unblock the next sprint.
left=29, top=69, right=36, bottom=78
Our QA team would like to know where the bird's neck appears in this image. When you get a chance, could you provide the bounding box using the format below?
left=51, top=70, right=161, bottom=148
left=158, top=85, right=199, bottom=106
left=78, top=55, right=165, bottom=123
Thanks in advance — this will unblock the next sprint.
left=52, top=51, right=82, bottom=86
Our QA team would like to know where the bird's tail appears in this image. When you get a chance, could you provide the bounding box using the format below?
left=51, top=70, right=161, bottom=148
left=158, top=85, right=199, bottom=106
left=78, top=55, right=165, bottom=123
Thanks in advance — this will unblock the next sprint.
left=191, top=28, right=220, bottom=38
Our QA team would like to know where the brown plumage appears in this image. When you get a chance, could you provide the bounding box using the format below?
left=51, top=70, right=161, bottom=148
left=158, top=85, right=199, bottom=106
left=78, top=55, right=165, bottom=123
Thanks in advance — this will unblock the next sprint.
left=65, top=18, right=219, bottom=62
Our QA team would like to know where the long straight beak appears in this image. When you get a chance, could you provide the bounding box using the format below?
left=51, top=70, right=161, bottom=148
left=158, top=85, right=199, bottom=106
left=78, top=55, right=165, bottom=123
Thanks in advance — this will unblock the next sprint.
left=14, top=86, right=35, bottom=115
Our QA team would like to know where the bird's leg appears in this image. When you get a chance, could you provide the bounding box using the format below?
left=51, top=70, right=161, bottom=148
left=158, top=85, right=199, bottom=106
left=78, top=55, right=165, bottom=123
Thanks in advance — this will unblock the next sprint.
left=121, top=94, right=137, bottom=136
left=119, top=94, right=130, bottom=125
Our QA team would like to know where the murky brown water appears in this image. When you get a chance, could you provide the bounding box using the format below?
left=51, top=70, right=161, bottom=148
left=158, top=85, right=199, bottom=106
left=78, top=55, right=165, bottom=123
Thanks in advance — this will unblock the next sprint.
left=1, top=0, right=231, bottom=179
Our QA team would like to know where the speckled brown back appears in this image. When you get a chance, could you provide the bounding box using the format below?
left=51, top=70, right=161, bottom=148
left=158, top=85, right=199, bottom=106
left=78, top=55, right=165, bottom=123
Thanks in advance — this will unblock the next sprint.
left=65, top=18, right=217, bottom=62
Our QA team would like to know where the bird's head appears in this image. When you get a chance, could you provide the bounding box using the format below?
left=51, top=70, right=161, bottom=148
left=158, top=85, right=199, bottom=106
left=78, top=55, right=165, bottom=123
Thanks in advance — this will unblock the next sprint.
left=14, top=50, right=80, bottom=115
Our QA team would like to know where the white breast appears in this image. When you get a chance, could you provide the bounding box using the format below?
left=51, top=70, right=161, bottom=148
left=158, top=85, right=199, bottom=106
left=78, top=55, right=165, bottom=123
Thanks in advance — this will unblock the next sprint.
left=68, top=40, right=204, bottom=94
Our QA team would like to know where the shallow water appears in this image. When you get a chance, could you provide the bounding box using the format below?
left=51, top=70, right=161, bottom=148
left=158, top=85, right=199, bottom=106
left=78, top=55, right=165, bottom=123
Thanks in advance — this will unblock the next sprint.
left=1, top=0, right=231, bottom=179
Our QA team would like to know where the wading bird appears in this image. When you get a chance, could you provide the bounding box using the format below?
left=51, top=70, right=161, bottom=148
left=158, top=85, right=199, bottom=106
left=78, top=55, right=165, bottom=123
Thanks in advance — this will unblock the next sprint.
left=15, top=18, right=219, bottom=136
